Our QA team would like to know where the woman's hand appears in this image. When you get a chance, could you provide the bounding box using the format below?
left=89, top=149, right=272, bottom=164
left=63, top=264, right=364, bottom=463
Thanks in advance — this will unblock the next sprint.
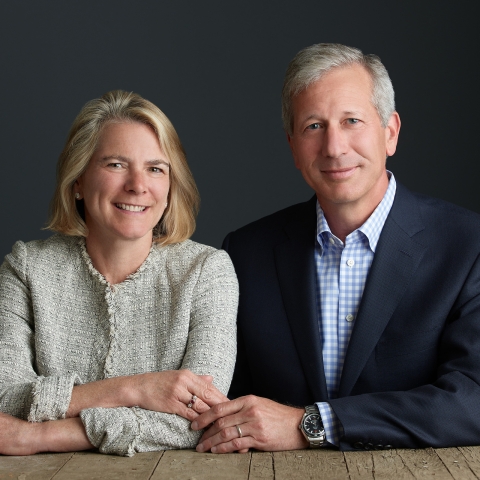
left=128, top=370, right=228, bottom=421
left=68, top=369, right=228, bottom=421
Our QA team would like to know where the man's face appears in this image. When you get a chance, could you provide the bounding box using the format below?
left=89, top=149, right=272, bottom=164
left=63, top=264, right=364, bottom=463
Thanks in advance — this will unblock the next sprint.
left=287, top=64, right=400, bottom=215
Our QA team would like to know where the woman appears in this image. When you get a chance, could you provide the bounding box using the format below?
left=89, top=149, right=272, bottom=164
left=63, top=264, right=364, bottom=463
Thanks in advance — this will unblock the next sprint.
left=0, top=90, right=238, bottom=456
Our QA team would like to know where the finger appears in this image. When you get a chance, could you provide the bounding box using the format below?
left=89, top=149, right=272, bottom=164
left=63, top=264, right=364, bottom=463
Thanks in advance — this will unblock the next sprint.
left=192, top=398, right=244, bottom=430
left=196, top=425, right=241, bottom=452
left=198, top=375, right=213, bottom=383
left=187, top=376, right=228, bottom=406
left=191, top=397, right=210, bottom=414
left=179, top=405, right=200, bottom=421
left=198, top=412, right=248, bottom=443
left=212, top=440, right=250, bottom=454
left=197, top=426, right=250, bottom=453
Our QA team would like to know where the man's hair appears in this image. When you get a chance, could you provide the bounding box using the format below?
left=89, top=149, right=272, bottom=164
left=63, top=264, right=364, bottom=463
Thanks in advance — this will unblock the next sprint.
left=282, top=43, right=395, bottom=135
left=47, top=90, right=199, bottom=245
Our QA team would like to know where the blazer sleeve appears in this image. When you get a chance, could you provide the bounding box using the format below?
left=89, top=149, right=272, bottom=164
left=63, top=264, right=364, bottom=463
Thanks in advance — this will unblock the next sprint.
left=329, top=249, right=480, bottom=450
left=0, top=242, right=80, bottom=422
left=79, top=249, right=239, bottom=456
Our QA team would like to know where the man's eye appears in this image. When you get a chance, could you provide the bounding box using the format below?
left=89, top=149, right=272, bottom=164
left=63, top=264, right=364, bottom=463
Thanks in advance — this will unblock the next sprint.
left=108, top=162, right=123, bottom=168
left=346, top=118, right=359, bottom=124
left=307, top=123, right=320, bottom=130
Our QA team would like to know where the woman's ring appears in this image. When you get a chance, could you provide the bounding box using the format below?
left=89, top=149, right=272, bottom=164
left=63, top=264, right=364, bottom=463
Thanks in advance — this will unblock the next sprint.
left=236, top=425, right=243, bottom=438
left=187, top=395, right=197, bottom=408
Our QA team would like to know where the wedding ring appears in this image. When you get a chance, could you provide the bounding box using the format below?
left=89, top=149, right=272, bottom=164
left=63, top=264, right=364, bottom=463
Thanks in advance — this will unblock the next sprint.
left=187, top=395, right=197, bottom=408
left=236, top=425, right=243, bottom=438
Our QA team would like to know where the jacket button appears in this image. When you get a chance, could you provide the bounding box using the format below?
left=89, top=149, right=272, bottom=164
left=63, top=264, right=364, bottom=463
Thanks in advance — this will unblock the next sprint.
left=374, top=444, right=383, bottom=450
left=353, top=442, right=364, bottom=449
left=365, top=443, right=373, bottom=450
left=384, top=445, right=393, bottom=450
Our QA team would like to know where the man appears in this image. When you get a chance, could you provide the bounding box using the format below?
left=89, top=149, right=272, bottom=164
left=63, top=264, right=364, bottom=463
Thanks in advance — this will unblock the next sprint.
left=191, top=43, right=480, bottom=452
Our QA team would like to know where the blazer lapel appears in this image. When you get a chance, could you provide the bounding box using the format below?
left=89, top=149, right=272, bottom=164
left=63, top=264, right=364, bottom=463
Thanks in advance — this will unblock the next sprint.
left=339, top=184, right=428, bottom=397
left=274, top=197, right=329, bottom=401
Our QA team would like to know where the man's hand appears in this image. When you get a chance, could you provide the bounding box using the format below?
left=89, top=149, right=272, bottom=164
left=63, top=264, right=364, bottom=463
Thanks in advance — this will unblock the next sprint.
left=191, top=395, right=309, bottom=453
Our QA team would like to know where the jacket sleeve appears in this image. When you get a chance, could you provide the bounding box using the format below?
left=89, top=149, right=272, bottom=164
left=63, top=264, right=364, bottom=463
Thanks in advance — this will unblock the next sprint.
left=329, top=250, right=480, bottom=450
left=79, top=249, right=239, bottom=456
left=0, top=241, right=80, bottom=422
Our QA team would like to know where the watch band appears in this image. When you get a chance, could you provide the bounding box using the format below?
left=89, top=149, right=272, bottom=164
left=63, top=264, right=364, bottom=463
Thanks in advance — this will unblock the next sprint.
left=300, top=404, right=326, bottom=448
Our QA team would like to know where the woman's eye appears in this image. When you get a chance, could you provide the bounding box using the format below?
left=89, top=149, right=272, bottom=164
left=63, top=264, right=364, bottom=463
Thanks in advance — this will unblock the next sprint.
left=108, top=162, right=123, bottom=169
left=150, top=166, right=167, bottom=174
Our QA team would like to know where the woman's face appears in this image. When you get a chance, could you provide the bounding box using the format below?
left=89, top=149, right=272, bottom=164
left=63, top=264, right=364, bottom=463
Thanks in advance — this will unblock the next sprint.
left=75, top=122, right=170, bottom=246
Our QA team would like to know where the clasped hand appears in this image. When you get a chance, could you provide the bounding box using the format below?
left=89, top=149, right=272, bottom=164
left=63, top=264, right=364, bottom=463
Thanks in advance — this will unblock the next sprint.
left=0, top=369, right=229, bottom=455
left=191, top=395, right=308, bottom=453
left=128, top=369, right=228, bottom=421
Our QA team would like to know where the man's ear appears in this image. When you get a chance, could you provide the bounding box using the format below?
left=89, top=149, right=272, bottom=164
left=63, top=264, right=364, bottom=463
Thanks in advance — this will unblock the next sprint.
left=385, top=111, right=401, bottom=157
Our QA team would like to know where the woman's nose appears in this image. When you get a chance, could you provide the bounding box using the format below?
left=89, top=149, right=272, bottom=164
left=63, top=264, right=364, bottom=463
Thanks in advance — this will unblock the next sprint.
left=125, top=170, right=147, bottom=194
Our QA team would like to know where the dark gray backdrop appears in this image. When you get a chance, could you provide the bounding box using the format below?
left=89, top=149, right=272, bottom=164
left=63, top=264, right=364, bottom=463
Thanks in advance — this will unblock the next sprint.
left=0, top=1, right=478, bottom=258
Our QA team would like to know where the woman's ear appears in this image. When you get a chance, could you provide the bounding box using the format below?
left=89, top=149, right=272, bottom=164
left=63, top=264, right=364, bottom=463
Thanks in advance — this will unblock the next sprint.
left=74, top=178, right=83, bottom=200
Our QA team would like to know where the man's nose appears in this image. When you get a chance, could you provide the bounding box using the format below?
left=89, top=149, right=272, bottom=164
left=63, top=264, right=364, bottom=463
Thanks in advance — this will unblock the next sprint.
left=321, top=126, right=348, bottom=159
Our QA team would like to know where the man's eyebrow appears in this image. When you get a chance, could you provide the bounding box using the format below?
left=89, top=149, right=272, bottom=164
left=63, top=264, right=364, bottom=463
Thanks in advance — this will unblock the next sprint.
left=300, top=110, right=363, bottom=121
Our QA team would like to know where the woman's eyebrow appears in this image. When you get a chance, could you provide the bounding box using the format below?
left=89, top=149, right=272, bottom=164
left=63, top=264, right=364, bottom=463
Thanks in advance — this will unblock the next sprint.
left=98, top=155, right=170, bottom=167
left=146, top=159, right=170, bottom=167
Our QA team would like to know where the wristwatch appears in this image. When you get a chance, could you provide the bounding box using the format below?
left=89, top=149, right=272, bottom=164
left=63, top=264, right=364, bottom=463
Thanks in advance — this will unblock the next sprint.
left=299, top=405, right=326, bottom=448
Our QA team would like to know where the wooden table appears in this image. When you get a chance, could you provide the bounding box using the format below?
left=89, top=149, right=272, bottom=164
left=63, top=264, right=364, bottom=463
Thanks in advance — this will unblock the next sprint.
left=2, top=447, right=480, bottom=479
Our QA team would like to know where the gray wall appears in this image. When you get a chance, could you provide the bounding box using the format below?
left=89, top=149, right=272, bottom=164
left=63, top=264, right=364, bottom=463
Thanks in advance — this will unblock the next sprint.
left=0, top=1, right=478, bottom=257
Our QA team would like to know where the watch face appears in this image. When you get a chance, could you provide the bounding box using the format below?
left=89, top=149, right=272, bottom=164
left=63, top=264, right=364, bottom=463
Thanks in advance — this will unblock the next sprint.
left=304, top=414, right=323, bottom=437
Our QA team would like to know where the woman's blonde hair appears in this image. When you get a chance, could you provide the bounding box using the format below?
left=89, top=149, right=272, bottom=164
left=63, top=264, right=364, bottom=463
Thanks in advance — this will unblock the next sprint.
left=47, top=90, right=199, bottom=244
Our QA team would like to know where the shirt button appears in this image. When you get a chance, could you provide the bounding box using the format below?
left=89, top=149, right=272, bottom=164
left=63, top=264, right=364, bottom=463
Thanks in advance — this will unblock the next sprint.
left=346, top=314, right=354, bottom=322
left=329, top=237, right=335, bottom=245
left=346, top=259, right=355, bottom=267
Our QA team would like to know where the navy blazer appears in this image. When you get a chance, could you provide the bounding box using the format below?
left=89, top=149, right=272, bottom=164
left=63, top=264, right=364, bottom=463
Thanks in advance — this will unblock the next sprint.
left=224, top=182, right=480, bottom=450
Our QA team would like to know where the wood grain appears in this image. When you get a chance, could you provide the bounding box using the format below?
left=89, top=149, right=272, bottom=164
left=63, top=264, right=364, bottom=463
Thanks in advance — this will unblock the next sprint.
left=397, top=448, right=453, bottom=479
left=368, top=449, right=415, bottom=479
left=2, top=446, right=480, bottom=478
left=456, top=446, right=480, bottom=479
left=435, top=447, right=478, bottom=480
left=273, top=449, right=349, bottom=479
left=151, top=449, right=250, bottom=480
left=249, top=452, right=274, bottom=479
left=343, top=450, right=374, bottom=479
left=53, top=451, right=162, bottom=480
left=0, top=453, right=73, bottom=480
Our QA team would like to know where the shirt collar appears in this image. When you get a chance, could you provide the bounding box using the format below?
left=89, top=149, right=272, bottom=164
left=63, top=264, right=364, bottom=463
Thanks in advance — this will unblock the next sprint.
left=316, top=171, right=396, bottom=253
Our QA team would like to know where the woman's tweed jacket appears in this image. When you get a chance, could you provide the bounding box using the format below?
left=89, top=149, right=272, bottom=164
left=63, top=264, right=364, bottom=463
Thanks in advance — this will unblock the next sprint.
left=0, top=234, right=238, bottom=456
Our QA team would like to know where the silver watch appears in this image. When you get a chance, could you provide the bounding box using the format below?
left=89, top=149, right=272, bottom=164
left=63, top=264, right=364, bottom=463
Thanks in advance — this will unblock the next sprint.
left=299, top=405, right=326, bottom=448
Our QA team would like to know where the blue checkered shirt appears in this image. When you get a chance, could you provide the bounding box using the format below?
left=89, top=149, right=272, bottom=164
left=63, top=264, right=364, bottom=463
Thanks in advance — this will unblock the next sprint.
left=315, top=173, right=396, bottom=446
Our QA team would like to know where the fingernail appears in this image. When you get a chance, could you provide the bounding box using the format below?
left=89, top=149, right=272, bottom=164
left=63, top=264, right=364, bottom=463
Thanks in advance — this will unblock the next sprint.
left=211, top=447, right=217, bottom=453
left=191, top=421, right=198, bottom=430
left=196, top=443, right=205, bottom=453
